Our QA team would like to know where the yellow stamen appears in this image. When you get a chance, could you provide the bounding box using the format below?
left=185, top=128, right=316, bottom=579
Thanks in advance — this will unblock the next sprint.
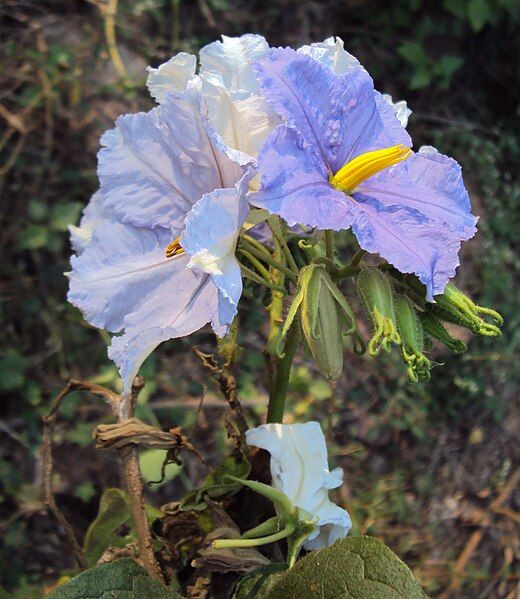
left=330, top=145, right=412, bottom=193
left=165, top=236, right=184, bottom=258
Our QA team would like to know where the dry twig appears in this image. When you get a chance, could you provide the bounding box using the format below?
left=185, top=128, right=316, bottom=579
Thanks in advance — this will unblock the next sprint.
left=41, top=377, right=164, bottom=582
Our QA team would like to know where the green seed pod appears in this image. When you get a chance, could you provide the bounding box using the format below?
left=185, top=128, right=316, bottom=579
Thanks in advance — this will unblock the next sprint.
left=357, top=268, right=401, bottom=356
left=421, top=313, right=467, bottom=354
left=394, top=294, right=431, bottom=383
left=432, top=283, right=503, bottom=338
left=279, top=264, right=357, bottom=380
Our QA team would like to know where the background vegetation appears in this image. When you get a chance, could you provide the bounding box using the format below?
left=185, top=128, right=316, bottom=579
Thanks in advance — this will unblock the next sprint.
left=1, top=0, right=519, bottom=597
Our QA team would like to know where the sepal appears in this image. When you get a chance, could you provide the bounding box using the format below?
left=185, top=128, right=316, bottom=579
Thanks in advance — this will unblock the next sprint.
left=357, top=268, right=401, bottom=356
left=421, top=313, right=467, bottom=353
left=278, top=263, right=357, bottom=380
left=394, top=294, right=431, bottom=382
left=431, top=283, right=503, bottom=337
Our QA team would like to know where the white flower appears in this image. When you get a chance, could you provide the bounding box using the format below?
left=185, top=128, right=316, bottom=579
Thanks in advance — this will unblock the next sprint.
left=245, top=421, right=351, bottom=550
left=146, top=35, right=278, bottom=158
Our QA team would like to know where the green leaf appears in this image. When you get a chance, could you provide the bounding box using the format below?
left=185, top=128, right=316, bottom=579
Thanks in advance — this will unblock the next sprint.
left=28, top=200, right=48, bottom=222
left=0, top=350, right=28, bottom=391
left=443, top=0, right=467, bottom=19
left=139, top=448, right=181, bottom=488
left=83, top=489, right=162, bottom=565
left=409, top=67, right=431, bottom=90
left=467, top=0, right=491, bottom=31
left=242, top=536, right=428, bottom=598
left=437, top=55, right=464, bottom=77
left=17, top=224, right=49, bottom=250
left=397, top=42, right=427, bottom=66
left=45, top=558, right=181, bottom=598
left=50, top=202, right=83, bottom=231
left=83, top=489, right=132, bottom=566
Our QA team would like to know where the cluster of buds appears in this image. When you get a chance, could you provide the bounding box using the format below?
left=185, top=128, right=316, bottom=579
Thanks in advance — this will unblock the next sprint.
left=274, top=257, right=503, bottom=384
left=356, top=270, right=503, bottom=382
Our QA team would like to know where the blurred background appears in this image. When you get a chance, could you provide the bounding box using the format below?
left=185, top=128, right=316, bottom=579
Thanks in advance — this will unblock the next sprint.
left=1, top=1, right=519, bottom=597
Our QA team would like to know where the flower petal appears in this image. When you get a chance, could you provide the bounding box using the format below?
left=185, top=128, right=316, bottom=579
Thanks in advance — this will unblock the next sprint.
left=146, top=52, right=196, bottom=103
left=68, top=190, right=114, bottom=254
left=382, top=93, right=412, bottom=128
left=357, top=148, right=477, bottom=236
left=200, top=34, right=270, bottom=92
left=182, top=171, right=252, bottom=327
left=254, top=48, right=410, bottom=175
left=202, top=75, right=278, bottom=156
left=108, top=271, right=218, bottom=393
left=350, top=193, right=468, bottom=300
left=250, top=125, right=356, bottom=230
left=67, top=219, right=221, bottom=392
left=298, top=36, right=361, bottom=75
left=98, top=81, right=247, bottom=231
left=68, top=220, right=173, bottom=332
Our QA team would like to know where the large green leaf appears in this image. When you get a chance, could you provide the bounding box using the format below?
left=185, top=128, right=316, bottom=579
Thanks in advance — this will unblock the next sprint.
left=236, top=536, right=428, bottom=599
left=46, top=558, right=181, bottom=598
left=83, top=489, right=132, bottom=565
left=83, top=489, right=161, bottom=566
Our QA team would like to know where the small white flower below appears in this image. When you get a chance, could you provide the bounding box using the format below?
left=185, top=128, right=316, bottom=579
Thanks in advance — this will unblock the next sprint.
left=245, top=421, right=351, bottom=550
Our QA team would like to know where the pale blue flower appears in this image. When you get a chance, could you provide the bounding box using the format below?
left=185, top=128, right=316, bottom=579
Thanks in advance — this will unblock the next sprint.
left=68, top=80, right=253, bottom=392
left=250, top=48, right=477, bottom=300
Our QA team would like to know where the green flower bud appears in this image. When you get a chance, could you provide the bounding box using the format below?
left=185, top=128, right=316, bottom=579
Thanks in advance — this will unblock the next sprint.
left=279, top=264, right=357, bottom=380
left=421, top=313, right=467, bottom=353
left=357, top=268, right=401, bottom=356
left=394, top=294, right=430, bottom=383
left=432, top=283, right=503, bottom=337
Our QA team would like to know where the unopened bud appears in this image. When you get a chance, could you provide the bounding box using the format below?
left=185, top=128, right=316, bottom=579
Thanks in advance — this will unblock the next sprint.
left=279, top=264, right=357, bottom=380
left=421, top=313, right=467, bottom=353
left=357, top=268, right=400, bottom=356
left=394, top=294, right=430, bottom=382
left=432, top=283, right=503, bottom=337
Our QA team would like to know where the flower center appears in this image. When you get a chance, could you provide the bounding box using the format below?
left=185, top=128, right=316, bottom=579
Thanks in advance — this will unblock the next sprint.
left=329, top=145, right=411, bottom=194
left=165, top=236, right=184, bottom=258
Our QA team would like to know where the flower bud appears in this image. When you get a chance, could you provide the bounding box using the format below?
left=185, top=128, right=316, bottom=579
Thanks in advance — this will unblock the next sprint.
left=432, top=283, right=503, bottom=337
left=421, top=313, right=467, bottom=354
left=279, top=264, right=356, bottom=380
left=357, top=268, right=401, bottom=356
left=394, top=294, right=430, bottom=382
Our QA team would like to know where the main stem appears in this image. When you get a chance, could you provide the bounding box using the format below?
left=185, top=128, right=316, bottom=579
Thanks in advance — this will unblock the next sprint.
left=265, top=223, right=297, bottom=424
left=325, top=229, right=334, bottom=261
left=117, top=392, right=164, bottom=582
left=266, top=321, right=299, bottom=423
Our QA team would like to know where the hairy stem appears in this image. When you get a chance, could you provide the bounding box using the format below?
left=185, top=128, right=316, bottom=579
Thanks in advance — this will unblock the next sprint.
left=266, top=321, right=299, bottom=423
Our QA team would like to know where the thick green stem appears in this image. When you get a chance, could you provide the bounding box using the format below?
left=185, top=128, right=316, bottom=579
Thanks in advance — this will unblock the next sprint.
left=325, top=230, right=334, bottom=261
left=266, top=322, right=299, bottom=423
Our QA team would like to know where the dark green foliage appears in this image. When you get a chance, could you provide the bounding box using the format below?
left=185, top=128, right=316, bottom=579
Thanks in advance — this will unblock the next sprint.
left=46, top=559, right=180, bottom=598
left=235, top=536, right=427, bottom=598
